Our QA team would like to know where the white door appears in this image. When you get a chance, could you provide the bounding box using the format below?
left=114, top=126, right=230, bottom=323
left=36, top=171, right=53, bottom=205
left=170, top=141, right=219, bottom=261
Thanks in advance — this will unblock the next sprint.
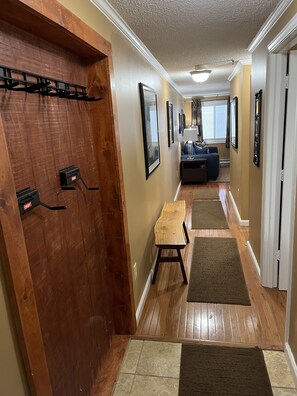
left=278, top=50, right=297, bottom=290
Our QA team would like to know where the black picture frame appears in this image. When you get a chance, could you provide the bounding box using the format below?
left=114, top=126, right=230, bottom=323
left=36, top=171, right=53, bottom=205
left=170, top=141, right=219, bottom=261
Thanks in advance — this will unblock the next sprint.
left=166, top=101, right=174, bottom=147
left=139, top=83, right=160, bottom=179
left=253, top=90, right=262, bottom=167
left=230, top=96, right=238, bottom=149
left=178, top=109, right=185, bottom=134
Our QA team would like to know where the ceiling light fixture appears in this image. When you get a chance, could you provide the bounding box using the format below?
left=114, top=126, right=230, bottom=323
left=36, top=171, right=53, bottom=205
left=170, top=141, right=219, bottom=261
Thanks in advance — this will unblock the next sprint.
left=190, top=59, right=235, bottom=83
left=190, top=70, right=212, bottom=83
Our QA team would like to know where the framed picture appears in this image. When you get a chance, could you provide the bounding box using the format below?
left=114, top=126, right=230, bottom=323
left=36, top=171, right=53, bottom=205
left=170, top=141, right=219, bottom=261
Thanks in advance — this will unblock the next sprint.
left=166, top=101, right=174, bottom=147
left=139, top=83, right=160, bottom=179
left=230, top=96, right=238, bottom=149
left=253, top=90, right=262, bottom=167
left=178, top=110, right=185, bottom=134
left=182, top=113, right=186, bottom=133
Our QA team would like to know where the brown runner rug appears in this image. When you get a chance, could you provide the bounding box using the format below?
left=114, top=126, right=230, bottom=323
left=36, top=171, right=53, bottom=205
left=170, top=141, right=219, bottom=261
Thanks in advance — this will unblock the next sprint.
left=179, top=344, right=273, bottom=395
left=191, top=201, right=228, bottom=229
left=187, top=237, right=250, bottom=305
left=193, top=188, right=220, bottom=201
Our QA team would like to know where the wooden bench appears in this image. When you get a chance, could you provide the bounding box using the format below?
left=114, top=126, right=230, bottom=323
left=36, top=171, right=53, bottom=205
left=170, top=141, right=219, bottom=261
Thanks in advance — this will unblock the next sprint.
left=152, top=200, right=189, bottom=284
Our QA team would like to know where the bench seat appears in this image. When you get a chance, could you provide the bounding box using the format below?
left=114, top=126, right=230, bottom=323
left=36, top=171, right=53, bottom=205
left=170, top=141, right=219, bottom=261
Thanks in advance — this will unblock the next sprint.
left=152, top=200, right=189, bottom=284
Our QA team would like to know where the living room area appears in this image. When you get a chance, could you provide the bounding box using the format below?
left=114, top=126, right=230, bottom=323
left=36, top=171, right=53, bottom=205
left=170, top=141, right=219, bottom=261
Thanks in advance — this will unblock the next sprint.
left=180, top=96, right=230, bottom=185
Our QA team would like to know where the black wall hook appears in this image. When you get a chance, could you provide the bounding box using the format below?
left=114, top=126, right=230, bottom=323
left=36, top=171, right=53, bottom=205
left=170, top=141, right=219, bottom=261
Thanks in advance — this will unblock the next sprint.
left=59, top=165, right=99, bottom=191
left=17, top=187, right=67, bottom=215
left=0, top=65, right=102, bottom=102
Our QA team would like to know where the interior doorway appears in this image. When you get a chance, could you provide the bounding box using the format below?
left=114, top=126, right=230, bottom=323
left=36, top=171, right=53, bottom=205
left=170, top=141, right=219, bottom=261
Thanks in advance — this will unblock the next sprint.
left=261, top=18, right=297, bottom=295
left=278, top=50, right=297, bottom=291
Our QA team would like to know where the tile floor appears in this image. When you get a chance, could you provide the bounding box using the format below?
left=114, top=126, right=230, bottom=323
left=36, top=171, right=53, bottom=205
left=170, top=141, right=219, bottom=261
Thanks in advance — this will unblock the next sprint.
left=113, top=340, right=297, bottom=395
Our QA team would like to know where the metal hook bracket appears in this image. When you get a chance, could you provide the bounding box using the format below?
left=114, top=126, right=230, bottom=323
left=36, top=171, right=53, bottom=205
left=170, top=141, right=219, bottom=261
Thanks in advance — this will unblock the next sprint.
left=17, top=187, right=67, bottom=215
left=59, top=165, right=99, bottom=191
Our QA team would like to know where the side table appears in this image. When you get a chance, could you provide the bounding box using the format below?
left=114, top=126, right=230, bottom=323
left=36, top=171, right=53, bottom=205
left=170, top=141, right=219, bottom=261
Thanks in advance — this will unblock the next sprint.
left=180, top=158, right=207, bottom=184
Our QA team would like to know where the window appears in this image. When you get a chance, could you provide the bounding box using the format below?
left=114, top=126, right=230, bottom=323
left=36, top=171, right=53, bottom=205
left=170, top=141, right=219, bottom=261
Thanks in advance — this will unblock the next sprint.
left=201, top=100, right=227, bottom=142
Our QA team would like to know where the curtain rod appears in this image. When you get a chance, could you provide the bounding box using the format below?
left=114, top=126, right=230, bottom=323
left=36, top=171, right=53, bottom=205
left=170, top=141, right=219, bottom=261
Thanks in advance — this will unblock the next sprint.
left=185, top=95, right=230, bottom=102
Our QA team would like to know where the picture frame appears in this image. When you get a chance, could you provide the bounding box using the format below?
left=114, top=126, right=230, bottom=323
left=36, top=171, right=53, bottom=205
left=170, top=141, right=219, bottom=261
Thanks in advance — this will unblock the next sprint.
left=178, top=110, right=185, bottom=134
left=253, top=90, right=262, bottom=167
left=230, top=96, right=238, bottom=149
left=139, top=83, right=160, bottom=179
left=166, top=101, right=174, bottom=147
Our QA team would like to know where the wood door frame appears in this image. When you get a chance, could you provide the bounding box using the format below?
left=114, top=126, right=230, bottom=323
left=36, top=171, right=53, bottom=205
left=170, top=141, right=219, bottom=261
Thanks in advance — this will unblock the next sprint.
left=0, top=1, right=136, bottom=395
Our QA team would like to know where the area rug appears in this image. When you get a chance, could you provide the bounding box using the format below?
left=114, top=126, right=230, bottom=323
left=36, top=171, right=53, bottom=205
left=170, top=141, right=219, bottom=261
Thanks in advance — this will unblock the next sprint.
left=187, top=237, right=250, bottom=305
left=209, top=165, right=230, bottom=183
left=191, top=201, right=228, bottom=229
left=193, top=188, right=220, bottom=201
left=179, top=344, right=273, bottom=396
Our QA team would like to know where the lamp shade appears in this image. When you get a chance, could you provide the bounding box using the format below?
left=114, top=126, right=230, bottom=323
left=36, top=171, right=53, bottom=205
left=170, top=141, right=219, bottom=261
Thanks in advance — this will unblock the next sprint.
left=190, top=70, right=211, bottom=83
left=183, top=127, right=198, bottom=142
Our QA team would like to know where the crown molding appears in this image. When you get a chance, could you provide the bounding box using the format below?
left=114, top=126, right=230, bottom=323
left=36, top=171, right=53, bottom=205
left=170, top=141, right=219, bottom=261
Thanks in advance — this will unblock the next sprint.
left=268, top=13, right=297, bottom=52
left=228, top=63, right=241, bottom=81
left=228, top=60, right=251, bottom=82
left=90, top=0, right=182, bottom=95
left=248, top=0, right=293, bottom=53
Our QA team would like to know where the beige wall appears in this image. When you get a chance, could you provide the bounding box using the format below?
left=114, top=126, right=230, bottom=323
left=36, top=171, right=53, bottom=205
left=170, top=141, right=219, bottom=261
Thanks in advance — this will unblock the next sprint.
left=184, top=101, right=191, bottom=127
left=230, top=65, right=251, bottom=220
left=0, top=261, right=29, bottom=396
left=57, top=0, right=183, bottom=307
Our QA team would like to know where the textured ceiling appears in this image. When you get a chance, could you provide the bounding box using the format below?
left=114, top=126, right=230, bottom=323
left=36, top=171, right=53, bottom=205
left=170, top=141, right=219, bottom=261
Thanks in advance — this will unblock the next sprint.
left=107, top=0, right=280, bottom=96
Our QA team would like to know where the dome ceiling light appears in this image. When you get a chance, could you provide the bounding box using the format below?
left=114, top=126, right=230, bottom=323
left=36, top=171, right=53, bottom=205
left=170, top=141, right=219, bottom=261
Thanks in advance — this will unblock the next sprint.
left=190, top=59, right=235, bottom=83
left=190, top=70, right=212, bottom=83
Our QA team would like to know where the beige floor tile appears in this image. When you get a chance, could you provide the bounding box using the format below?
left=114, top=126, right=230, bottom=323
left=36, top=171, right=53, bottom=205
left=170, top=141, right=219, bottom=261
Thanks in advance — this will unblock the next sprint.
left=136, top=341, right=181, bottom=378
left=113, top=373, right=134, bottom=396
left=130, top=375, right=179, bottom=396
left=120, top=340, right=143, bottom=374
left=272, top=388, right=297, bottom=396
left=264, top=351, right=295, bottom=388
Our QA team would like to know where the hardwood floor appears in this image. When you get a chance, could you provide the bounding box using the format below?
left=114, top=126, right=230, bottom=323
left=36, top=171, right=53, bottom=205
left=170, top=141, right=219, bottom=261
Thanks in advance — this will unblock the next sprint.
left=136, top=183, right=287, bottom=350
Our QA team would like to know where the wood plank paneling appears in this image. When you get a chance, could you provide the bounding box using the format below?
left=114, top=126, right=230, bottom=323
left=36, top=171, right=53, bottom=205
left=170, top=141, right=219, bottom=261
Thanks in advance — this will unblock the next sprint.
left=0, top=114, right=52, bottom=396
left=136, top=183, right=287, bottom=349
left=88, top=58, right=137, bottom=334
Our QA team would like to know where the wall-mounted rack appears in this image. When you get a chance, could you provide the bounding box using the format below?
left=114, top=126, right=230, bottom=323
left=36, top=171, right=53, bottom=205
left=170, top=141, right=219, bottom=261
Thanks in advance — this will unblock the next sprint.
left=59, top=165, right=99, bottom=191
left=17, top=187, right=67, bottom=215
left=0, top=65, right=102, bottom=102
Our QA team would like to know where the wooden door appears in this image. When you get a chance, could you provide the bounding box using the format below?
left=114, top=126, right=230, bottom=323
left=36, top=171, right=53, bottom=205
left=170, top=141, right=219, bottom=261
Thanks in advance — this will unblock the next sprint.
left=0, top=2, right=136, bottom=395
left=0, top=21, right=113, bottom=395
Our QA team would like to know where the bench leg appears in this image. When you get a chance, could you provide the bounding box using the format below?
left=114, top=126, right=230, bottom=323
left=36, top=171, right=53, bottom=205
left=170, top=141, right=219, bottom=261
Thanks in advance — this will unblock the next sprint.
left=177, top=249, right=188, bottom=284
left=183, top=221, right=190, bottom=244
left=152, top=248, right=162, bottom=284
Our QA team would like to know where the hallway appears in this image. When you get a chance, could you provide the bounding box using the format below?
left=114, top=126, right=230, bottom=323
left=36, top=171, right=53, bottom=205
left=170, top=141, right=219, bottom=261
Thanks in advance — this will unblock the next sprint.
left=93, top=181, right=288, bottom=395
left=136, top=182, right=286, bottom=349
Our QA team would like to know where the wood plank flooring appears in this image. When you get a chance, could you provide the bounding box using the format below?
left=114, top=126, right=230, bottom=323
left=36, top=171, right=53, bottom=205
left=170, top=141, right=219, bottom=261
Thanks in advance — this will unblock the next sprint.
left=136, top=183, right=287, bottom=349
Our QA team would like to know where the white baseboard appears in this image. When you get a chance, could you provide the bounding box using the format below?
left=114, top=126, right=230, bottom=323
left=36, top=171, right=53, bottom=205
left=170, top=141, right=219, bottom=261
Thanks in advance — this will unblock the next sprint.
left=136, top=181, right=181, bottom=324
left=135, top=252, right=157, bottom=324
left=247, top=240, right=261, bottom=277
left=136, top=269, right=152, bottom=324
left=174, top=181, right=181, bottom=201
left=285, top=342, right=297, bottom=388
left=228, top=191, right=249, bottom=227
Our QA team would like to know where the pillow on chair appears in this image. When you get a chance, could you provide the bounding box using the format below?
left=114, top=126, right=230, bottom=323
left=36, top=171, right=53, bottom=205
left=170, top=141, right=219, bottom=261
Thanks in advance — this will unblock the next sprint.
left=193, top=142, right=208, bottom=154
